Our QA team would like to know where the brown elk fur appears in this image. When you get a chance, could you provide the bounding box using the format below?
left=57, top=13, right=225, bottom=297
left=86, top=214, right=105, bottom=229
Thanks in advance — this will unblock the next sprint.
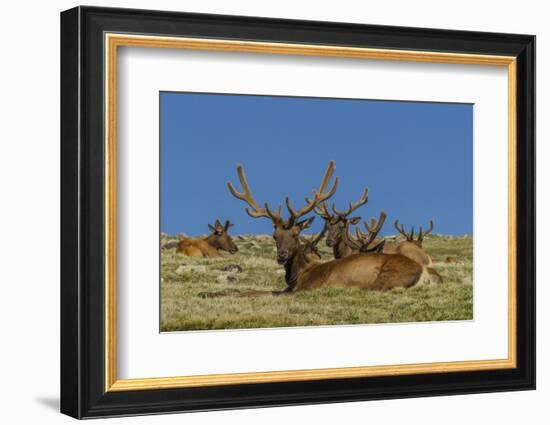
left=384, top=241, right=432, bottom=266
left=176, top=220, right=238, bottom=258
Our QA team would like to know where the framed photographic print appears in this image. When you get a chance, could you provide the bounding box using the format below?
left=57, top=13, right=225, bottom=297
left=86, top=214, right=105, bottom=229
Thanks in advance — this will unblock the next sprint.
left=60, top=6, right=535, bottom=419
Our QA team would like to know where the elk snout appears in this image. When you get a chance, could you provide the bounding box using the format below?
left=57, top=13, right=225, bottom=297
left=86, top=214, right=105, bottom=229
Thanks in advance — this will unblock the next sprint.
left=326, top=235, right=337, bottom=247
left=277, top=250, right=289, bottom=264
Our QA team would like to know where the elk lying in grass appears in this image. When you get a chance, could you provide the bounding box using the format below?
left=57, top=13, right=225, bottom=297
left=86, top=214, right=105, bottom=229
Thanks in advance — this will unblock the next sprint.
left=200, top=161, right=440, bottom=298
left=383, top=220, right=434, bottom=266
left=176, top=219, right=238, bottom=257
left=314, top=188, right=370, bottom=259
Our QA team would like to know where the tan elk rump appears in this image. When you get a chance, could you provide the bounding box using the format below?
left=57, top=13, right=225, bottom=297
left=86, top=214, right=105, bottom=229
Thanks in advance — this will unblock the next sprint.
left=176, top=220, right=238, bottom=257
left=202, top=161, right=440, bottom=298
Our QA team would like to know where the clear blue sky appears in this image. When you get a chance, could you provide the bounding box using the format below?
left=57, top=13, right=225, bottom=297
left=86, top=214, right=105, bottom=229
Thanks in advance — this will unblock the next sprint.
left=160, top=92, right=472, bottom=236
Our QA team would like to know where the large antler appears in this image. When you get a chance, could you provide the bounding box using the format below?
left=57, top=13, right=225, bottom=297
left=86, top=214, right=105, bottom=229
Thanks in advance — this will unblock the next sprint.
left=347, top=211, right=387, bottom=252
left=314, top=202, right=332, bottom=220
left=394, top=220, right=414, bottom=240
left=394, top=219, right=434, bottom=241
left=331, top=187, right=369, bottom=218
left=352, top=211, right=387, bottom=251
left=418, top=220, right=434, bottom=241
left=286, top=161, right=339, bottom=225
left=227, top=165, right=282, bottom=222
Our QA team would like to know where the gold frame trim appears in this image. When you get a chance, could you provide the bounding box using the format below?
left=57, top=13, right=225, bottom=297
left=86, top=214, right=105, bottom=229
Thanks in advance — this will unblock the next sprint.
left=104, top=33, right=517, bottom=392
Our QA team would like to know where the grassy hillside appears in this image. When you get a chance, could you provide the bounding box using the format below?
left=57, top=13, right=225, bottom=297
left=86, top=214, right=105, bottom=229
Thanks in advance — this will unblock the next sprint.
left=160, top=234, right=473, bottom=331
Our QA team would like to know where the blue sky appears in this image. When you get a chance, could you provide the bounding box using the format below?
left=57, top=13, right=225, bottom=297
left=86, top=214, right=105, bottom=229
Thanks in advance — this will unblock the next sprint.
left=160, top=92, right=472, bottom=236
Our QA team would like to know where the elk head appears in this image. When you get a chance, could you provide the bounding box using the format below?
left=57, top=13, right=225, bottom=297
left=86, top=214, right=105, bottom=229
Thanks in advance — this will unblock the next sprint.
left=394, top=219, right=434, bottom=247
left=207, top=219, right=238, bottom=253
left=314, top=188, right=369, bottom=248
left=348, top=211, right=388, bottom=253
left=228, top=161, right=338, bottom=265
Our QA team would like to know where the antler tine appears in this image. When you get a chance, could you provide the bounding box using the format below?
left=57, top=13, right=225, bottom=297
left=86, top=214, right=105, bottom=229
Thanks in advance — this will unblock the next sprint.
left=409, top=226, right=415, bottom=241
left=311, top=221, right=328, bottom=246
left=365, top=213, right=384, bottom=233
left=318, top=159, right=338, bottom=197
left=425, top=220, right=434, bottom=236
left=227, top=165, right=280, bottom=221
left=331, top=187, right=369, bottom=217
left=314, top=202, right=332, bottom=219
left=394, top=220, right=409, bottom=239
left=366, top=211, right=387, bottom=234
left=360, top=211, right=387, bottom=247
left=285, top=196, right=297, bottom=220
left=418, top=220, right=434, bottom=241
left=346, top=224, right=372, bottom=251
left=265, top=202, right=282, bottom=222
left=288, top=161, right=339, bottom=224
left=355, top=226, right=368, bottom=243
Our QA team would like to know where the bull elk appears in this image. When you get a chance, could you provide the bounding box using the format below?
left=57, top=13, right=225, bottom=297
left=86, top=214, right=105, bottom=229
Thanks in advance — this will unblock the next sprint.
left=176, top=219, right=238, bottom=257
left=314, top=188, right=370, bottom=259
left=201, top=161, right=440, bottom=298
left=383, top=220, right=435, bottom=266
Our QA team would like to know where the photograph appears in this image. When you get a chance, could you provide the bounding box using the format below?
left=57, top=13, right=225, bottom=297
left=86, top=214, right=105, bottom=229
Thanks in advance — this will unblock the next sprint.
left=160, top=92, right=474, bottom=331
left=57, top=4, right=535, bottom=420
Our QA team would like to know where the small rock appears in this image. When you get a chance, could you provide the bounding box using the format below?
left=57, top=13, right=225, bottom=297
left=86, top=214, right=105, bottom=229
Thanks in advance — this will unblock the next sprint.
left=237, top=235, right=247, bottom=240
left=177, top=233, right=188, bottom=239
left=249, top=241, right=261, bottom=249
left=176, top=265, right=207, bottom=274
left=216, top=274, right=238, bottom=284
left=275, top=269, right=285, bottom=275
left=219, top=264, right=243, bottom=273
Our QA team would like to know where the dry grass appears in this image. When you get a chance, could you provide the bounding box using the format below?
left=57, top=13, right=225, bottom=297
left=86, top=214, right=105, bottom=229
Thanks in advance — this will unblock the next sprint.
left=160, top=234, right=473, bottom=331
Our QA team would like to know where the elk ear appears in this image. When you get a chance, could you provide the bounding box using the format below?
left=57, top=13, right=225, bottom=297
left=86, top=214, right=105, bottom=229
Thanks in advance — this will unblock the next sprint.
left=208, top=224, right=216, bottom=233
left=297, top=216, right=315, bottom=231
left=349, top=216, right=361, bottom=225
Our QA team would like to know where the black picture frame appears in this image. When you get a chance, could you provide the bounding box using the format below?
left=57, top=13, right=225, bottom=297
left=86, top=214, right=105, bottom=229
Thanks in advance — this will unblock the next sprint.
left=61, top=5, right=535, bottom=419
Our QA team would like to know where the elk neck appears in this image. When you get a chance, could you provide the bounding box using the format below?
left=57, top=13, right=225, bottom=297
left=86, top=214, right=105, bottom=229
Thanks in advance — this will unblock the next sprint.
left=284, top=242, right=313, bottom=290
left=332, top=239, right=347, bottom=258
left=205, top=233, right=221, bottom=250
left=338, top=229, right=358, bottom=256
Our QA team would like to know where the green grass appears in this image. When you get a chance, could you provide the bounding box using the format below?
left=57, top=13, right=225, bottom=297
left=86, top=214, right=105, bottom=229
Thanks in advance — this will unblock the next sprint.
left=160, top=234, right=473, bottom=331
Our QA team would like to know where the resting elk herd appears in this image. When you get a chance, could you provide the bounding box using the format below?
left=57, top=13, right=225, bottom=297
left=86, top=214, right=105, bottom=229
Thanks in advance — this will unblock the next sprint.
left=175, top=161, right=442, bottom=298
